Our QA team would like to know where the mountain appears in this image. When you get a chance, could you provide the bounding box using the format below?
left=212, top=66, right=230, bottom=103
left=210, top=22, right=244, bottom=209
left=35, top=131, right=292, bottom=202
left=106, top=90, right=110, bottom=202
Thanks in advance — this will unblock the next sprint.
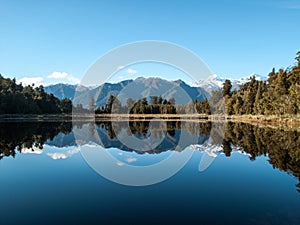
left=45, top=77, right=210, bottom=108
left=190, top=74, right=267, bottom=93
left=44, top=83, right=89, bottom=99
left=44, top=75, right=267, bottom=107
left=74, top=79, right=133, bottom=108
left=98, top=77, right=210, bottom=106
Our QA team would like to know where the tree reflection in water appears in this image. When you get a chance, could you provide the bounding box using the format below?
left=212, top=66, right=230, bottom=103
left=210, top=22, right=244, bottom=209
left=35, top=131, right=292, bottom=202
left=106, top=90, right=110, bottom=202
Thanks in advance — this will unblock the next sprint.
left=0, top=120, right=299, bottom=192
left=0, top=122, right=72, bottom=160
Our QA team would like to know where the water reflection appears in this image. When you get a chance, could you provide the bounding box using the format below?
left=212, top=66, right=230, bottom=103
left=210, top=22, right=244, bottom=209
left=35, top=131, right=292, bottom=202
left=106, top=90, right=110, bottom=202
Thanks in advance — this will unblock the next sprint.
left=90, top=120, right=212, bottom=153
left=0, top=122, right=72, bottom=160
left=225, top=122, right=300, bottom=193
left=0, top=121, right=299, bottom=191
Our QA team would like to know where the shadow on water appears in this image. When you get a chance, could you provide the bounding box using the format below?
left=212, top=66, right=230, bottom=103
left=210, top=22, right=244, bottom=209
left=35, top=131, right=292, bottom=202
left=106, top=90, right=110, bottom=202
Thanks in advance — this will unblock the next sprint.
left=0, top=120, right=299, bottom=192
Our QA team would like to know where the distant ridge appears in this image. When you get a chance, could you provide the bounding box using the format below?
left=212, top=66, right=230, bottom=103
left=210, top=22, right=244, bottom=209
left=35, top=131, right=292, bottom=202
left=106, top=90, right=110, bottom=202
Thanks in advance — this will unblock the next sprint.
left=45, top=77, right=210, bottom=108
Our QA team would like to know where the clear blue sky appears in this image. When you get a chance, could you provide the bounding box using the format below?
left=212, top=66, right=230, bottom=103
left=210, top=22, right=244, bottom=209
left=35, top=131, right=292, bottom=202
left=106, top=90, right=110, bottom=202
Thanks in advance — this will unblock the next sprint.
left=0, top=0, right=299, bottom=85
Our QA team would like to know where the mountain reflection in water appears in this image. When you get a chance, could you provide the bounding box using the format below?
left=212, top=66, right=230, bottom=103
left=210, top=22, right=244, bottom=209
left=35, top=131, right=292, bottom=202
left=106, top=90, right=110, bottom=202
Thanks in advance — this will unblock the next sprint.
left=0, top=120, right=299, bottom=192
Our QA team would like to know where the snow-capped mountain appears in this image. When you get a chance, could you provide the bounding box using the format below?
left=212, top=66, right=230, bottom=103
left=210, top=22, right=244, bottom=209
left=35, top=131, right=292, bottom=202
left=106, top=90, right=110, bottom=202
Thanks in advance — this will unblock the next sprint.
left=190, top=74, right=267, bottom=93
left=44, top=75, right=267, bottom=105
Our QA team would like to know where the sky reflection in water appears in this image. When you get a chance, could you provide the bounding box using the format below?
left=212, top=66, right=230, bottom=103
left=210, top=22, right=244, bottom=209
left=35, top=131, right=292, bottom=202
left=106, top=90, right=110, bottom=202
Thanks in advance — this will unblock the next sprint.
left=0, top=121, right=299, bottom=225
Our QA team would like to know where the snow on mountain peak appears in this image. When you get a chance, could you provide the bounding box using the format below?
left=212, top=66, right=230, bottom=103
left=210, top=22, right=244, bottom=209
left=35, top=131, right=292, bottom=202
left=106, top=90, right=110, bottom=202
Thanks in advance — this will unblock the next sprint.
left=190, top=74, right=266, bottom=93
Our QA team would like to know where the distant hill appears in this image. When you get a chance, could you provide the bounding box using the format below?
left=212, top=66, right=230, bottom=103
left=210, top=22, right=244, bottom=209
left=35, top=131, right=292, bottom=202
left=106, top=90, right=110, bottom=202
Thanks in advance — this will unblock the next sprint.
left=44, top=75, right=267, bottom=107
left=44, top=83, right=89, bottom=100
left=45, top=77, right=210, bottom=108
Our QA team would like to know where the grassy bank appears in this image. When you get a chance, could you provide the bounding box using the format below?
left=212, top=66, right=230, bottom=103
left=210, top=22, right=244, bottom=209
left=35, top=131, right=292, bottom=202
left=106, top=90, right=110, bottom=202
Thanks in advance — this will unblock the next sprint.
left=226, top=114, right=300, bottom=126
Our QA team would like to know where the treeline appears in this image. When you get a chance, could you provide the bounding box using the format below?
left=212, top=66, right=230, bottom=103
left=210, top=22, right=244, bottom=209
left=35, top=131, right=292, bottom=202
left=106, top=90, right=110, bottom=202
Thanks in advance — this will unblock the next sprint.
left=2, top=51, right=299, bottom=116
left=95, top=95, right=177, bottom=114
left=0, top=75, right=72, bottom=114
left=219, top=52, right=300, bottom=115
left=95, top=95, right=211, bottom=114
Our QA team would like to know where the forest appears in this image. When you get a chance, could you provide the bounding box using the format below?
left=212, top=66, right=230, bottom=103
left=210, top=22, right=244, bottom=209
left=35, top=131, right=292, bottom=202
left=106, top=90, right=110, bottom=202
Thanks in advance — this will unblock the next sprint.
left=215, top=51, right=300, bottom=115
left=94, top=95, right=211, bottom=115
left=0, top=74, right=72, bottom=114
left=0, top=51, right=299, bottom=116
left=96, top=52, right=299, bottom=116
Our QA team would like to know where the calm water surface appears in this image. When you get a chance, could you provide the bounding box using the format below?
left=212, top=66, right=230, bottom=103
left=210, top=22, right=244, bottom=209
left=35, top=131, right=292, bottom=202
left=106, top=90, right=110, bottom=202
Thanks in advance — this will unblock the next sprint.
left=0, top=121, right=299, bottom=225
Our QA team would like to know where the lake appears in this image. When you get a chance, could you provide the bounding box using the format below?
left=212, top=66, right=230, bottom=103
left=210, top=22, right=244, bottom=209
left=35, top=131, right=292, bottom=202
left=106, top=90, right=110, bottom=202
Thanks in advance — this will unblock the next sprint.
left=0, top=120, right=299, bottom=225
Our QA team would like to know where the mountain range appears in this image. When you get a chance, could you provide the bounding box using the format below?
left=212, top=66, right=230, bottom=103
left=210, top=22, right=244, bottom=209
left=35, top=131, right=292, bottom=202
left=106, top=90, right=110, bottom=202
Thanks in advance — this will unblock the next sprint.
left=44, top=74, right=266, bottom=107
left=45, top=77, right=210, bottom=108
left=189, top=73, right=266, bottom=93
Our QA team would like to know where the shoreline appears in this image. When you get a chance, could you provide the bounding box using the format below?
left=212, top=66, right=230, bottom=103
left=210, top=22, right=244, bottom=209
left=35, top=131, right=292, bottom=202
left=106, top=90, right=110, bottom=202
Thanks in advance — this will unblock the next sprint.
left=226, top=114, right=300, bottom=126
left=0, top=113, right=299, bottom=126
left=0, top=114, right=300, bottom=122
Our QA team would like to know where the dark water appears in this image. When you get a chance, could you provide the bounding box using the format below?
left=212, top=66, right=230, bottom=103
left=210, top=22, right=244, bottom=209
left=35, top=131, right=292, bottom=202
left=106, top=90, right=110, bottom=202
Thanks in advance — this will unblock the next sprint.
left=0, top=121, right=300, bottom=225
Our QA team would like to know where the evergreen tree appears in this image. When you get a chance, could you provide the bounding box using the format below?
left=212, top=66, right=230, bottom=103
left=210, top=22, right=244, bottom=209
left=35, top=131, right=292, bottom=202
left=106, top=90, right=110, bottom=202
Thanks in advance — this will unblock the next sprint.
left=222, top=79, right=232, bottom=97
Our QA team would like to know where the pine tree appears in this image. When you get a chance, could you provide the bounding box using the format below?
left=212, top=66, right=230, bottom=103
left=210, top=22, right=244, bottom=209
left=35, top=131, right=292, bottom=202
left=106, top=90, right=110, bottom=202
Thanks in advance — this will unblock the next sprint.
left=222, top=79, right=232, bottom=97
